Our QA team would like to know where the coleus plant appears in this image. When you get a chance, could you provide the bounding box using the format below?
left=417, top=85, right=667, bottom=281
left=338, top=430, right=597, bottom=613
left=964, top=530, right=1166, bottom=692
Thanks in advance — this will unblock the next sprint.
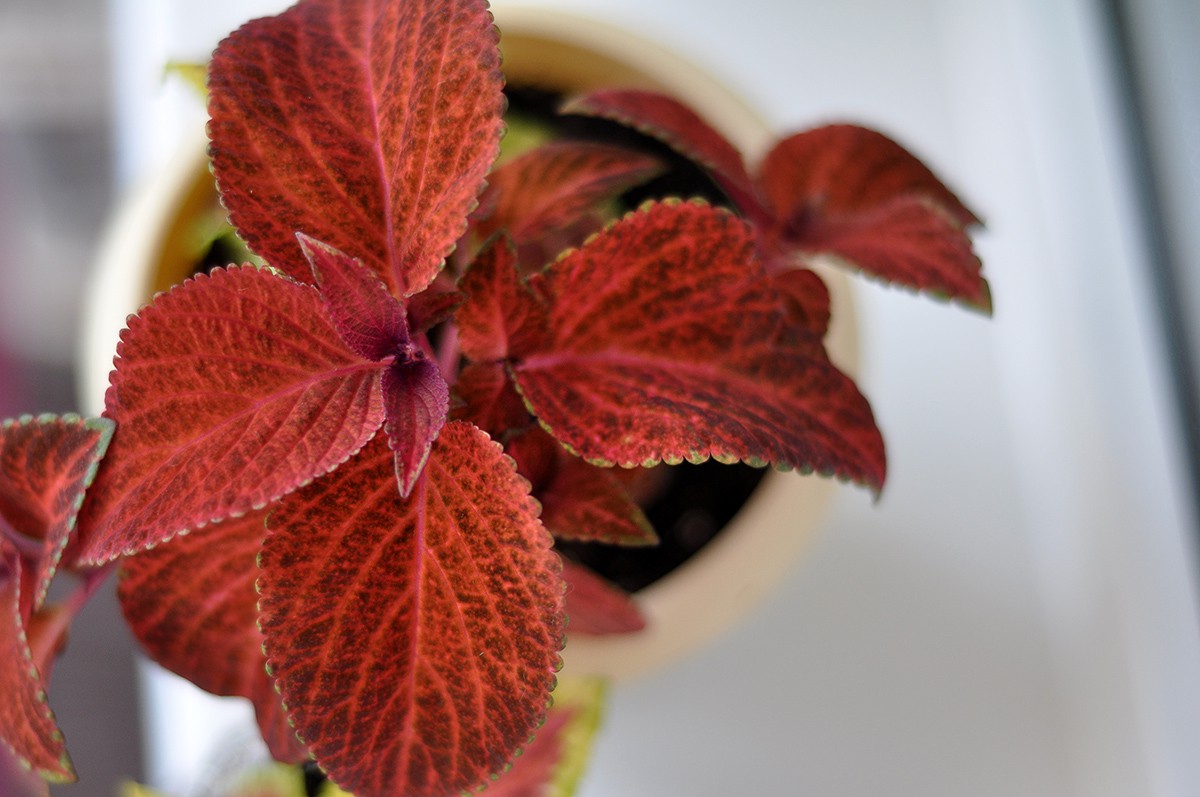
left=0, top=0, right=988, bottom=794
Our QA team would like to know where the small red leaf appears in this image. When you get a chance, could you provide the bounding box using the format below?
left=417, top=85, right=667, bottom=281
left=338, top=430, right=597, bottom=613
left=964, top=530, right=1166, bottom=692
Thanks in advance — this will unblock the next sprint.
left=475, top=141, right=662, bottom=246
left=514, top=202, right=885, bottom=489
left=77, top=267, right=387, bottom=565
left=407, top=289, right=465, bottom=336
left=758, top=124, right=981, bottom=227
left=259, top=424, right=564, bottom=797
left=0, top=415, right=112, bottom=610
left=209, top=0, right=505, bottom=296
left=450, top=362, right=532, bottom=438
left=507, top=429, right=656, bottom=547
left=382, top=358, right=449, bottom=497
left=117, top=508, right=305, bottom=764
left=0, top=546, right=73, bottom=783
left=561, top=559, right=646, bottom=637
left=770, top=268, right=831, bottom=338
left=298, top=233, right=408, bottom=361
left=798, top=197, right=991, bottom=310
left=562, top=90, right=762, bottom=215
left=456, top=238, right=550, bottom=362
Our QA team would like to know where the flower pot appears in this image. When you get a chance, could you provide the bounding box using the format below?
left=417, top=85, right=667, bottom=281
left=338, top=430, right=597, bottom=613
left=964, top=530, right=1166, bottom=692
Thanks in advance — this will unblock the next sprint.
left=80, top=5, right=859, bottom=787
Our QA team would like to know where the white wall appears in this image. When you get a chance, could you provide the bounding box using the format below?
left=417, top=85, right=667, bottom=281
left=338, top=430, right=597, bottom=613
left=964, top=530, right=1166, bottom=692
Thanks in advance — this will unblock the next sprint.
left=106, top=1, right=1200, bottom=795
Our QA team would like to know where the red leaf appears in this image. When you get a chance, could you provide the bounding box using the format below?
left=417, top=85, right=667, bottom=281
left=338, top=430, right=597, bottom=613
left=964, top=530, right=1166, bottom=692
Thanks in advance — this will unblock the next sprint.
left=450, top=362, right=532, bottom=438
left=562, top=90, right=762, bottom=216
left=77, top=267, right=387, bottom=565
left=209, top=0, right=504, bottom=297
left=513, top=202, right=886, bottom=490
left=299, top=233, right=408, bottom=362
left=561, top=559, right=645, bottom=636
left=407, top=289, right=465, bottom=336
left=770, top=268, right=831, bottom=338
left=382, top=358, right=449, bottom=498
left=0, top=546, right=73, bottom=783
left=475, top=141, right=661, bottom=246
left=0, top=415, right=112, bottom=609
left=798, top=197, right=991, bottom=310
left=456, top=238, right=549, bottom=362
left=506, top=429, right=656, bottom=547
left=117, top=508, right=305, bottom=764
left=259, top=424, right=564, bottom=797
left=758, top=124, right=981, bottom=227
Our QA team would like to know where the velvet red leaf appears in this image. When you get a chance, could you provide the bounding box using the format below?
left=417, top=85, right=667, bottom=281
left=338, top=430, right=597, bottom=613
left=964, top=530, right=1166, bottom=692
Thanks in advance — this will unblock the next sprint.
left=259, top=424, right=564, bottom=797
left=513, top=201, right=886, bottom=490
left=0, top=415, right=113, bottom=609
left=299, top=233, right=408, bottom=362
left=382, top=358, right=449, bottom=498
left=560, top=559, right=645, bottom=637
left=506, top=428, right=655, bottom=547
left=758, top=124, right=981, bottom=227
left=208, top=0, right=505, bottom=297
left=0, top=546, right=72, bottom=783
left=456, top=238, right=550, bottom=362
left=117, top=508, right=306, bottom=764
left=450, top=362, right=532, bottom=439
left=475, top=141, right=661, bottom=246
left=77, top=267, right=387, bottom=565
left=562, top=90, right=762, bottom=215
left=795, top=197, right=991, bottom=310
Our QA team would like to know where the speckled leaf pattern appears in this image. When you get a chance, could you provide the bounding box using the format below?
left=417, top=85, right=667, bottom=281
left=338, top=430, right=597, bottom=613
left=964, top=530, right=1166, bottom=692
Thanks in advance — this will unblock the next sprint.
left=0, top=546, right=73, bottom=783
left=560, top=559, right=645, bottom=637
left=259, top=424, right=564, bottom=797
left=562, top=90, right=761, bottom=214
left=117, top=508, right=306, bottom=764
left=0, top=415, right=113, bottom=608
left=484, top=677, right=607, bottom=797
left=208, top=0, right=505, bottom=297
left=77, top=267, right=387, bottom=565
left=474, top=141, right=661, bottom=246
left=513, top=201, right=886, bottom=490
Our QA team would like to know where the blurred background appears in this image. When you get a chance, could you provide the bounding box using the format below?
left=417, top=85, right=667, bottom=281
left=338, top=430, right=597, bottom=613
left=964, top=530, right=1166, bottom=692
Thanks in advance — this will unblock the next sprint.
left=2, top=0, right=1199, bottom=795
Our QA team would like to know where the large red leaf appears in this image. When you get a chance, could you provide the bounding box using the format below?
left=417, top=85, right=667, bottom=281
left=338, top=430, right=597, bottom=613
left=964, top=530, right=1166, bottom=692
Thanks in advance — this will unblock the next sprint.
left=513, top=202, right=885, bottom=490
left=259, top=424, right=564, bottom=797
left=0, top=546, right=72, bottom=784
left=77, top=267, right=387, bottom=565
left=117, top=508, right=305, bottom=764
left=758, top=124, right=981, bottom=227
left=562, top=90, right=763, bottom=217
left=0, top=415, right=113, bottom=609
left=209, top=0, right=505, bottom=297
left=475, top=141, right=661, bottom=246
